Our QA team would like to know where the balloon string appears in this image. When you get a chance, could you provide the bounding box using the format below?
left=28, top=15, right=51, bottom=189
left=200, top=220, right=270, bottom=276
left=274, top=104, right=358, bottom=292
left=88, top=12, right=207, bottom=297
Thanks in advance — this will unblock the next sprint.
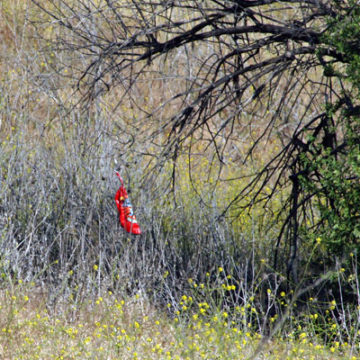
left=115, top=170, right=124, bottom=186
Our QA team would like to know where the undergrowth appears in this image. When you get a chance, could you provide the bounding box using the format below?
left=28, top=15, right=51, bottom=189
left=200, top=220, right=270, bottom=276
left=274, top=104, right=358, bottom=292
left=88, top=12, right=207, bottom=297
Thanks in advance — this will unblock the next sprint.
left=1, top=2, right=360, bottom=359
left=0, top=276, right=359, bottom=360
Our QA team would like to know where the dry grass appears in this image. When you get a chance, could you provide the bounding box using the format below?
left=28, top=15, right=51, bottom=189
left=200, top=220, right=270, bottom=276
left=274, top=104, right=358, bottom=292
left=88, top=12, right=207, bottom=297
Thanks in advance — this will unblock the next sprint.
left=1, top=281, right=358, bottom=360
left=1, top=2, right=360, bottom=359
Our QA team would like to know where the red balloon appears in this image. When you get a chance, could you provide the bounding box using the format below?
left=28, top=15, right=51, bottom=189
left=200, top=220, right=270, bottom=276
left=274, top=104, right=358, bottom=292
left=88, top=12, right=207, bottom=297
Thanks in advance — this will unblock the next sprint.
left=114, top=172, right=141, bottom=235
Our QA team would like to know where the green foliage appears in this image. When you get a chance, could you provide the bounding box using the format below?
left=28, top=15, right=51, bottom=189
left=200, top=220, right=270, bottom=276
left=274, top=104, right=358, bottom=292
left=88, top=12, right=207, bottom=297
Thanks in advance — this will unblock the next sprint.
left=316, top=146, right=360, bottom=255
left=297, top=1, right=360, bottom=262
left=322, top=1, right=360, bottom=90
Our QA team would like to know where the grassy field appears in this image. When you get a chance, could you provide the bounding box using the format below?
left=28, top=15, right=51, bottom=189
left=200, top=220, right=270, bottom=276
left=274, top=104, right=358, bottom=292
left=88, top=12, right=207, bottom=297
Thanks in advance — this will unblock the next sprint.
left=1, top=281, right=358, bottom=360
left=1, top=1, right=360, bottom=359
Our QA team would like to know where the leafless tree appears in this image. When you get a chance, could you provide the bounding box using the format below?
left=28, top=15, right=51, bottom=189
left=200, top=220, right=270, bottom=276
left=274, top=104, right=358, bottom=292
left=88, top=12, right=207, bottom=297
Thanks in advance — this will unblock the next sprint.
left=30, top=0, right=359, bottom=280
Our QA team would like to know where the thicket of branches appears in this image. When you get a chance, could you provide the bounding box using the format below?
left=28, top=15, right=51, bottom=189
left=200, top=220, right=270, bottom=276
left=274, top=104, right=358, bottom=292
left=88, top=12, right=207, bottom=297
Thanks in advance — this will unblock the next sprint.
left=29, top=0, right=360, bottom=279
